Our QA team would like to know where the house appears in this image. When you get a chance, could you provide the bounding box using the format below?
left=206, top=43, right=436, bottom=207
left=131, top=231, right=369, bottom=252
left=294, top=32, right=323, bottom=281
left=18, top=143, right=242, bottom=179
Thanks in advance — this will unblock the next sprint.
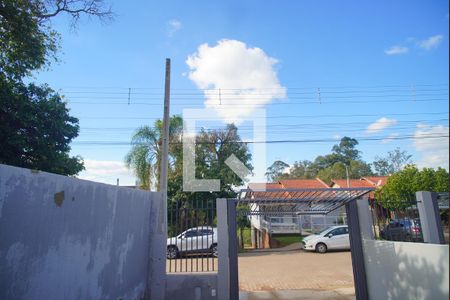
left=246, top=176, right=388, bottom=249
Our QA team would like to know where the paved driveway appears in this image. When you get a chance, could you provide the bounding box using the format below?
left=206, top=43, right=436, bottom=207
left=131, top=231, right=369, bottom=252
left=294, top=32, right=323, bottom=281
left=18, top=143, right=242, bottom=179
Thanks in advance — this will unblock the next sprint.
left=239, top=248, right=354, bottom=294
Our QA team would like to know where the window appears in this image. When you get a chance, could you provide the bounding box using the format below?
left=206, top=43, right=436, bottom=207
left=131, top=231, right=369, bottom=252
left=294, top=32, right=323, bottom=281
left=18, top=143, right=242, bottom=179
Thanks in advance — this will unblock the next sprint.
left=183, top=230, right=198, bottom=238
left=199, top=229, right=213, bottom=236
left=330, top=227, right=347, bottom=236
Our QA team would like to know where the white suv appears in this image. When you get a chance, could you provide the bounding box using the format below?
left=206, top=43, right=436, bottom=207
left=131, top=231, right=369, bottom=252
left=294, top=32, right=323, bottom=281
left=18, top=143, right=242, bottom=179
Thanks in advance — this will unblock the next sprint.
left=301, top=225, right=350, bottom=253
left=167, top=226, right=218, bottom=259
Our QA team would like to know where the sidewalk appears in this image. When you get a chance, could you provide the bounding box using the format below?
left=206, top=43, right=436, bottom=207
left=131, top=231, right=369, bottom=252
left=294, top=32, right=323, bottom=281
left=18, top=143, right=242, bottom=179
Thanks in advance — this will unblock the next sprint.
left=239, top=288, right=355, bottom=300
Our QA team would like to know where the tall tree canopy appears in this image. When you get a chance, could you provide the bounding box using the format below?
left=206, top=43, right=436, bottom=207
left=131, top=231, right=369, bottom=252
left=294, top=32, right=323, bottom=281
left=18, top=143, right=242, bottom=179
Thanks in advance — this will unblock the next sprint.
left=125, top=115, right=183, bottom=190
left=373, top=148, right=412, bottom=175
left=0, top=0, right=112, bottom=175
left=270, top=136, right=372, bottom=183
left=265, top=160, right=290, bottom=181
left=0, top=82, right=83, bottom=175
left=125, top=119, right=252, bottom=200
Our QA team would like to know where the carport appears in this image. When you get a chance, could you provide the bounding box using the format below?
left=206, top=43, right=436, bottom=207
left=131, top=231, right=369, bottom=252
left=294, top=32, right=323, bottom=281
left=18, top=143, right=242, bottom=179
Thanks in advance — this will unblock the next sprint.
left=217, top=187, right=375, bottom=300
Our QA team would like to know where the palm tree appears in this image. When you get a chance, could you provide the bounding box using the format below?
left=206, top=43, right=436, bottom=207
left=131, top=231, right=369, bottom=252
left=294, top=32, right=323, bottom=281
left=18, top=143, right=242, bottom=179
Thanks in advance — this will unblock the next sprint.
left=125, top=115, right=182, bottom=190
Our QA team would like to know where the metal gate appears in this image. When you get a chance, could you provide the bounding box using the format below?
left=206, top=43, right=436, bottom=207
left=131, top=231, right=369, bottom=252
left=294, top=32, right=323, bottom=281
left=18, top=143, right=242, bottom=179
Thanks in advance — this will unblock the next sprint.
left=166, top=199, right=217, bottom=273
left=218, top=187, right=375, bottom=300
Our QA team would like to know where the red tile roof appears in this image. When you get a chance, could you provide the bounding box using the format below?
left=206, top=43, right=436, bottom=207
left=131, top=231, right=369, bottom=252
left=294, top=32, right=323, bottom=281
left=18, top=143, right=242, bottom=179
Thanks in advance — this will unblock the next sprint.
left=330, top=179, right=373, bottom=188
left=362, top=176, right=388, bottom=187
left=278, top=179, right=329, bottom=189
left=247, top=182, right=282, bottom=190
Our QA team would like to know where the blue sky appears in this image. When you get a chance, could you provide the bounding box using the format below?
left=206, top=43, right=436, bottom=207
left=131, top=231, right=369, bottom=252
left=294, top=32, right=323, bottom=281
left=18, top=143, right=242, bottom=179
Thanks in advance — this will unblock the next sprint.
left=34, top=0, right=449, bottom=186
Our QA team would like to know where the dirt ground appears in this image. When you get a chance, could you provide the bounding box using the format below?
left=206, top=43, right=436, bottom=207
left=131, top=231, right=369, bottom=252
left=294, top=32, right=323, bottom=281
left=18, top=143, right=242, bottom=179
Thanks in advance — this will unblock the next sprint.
left=238, top=248, right=354, bottom=293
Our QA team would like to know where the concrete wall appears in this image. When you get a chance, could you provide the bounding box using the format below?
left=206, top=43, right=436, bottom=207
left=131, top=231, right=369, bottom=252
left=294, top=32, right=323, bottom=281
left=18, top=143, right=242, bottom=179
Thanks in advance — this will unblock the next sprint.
left=363, top=239, right=449, bottom=300
left=0, top=164, right=161, bottom=300
left=166, top=274, right=218, bottom=300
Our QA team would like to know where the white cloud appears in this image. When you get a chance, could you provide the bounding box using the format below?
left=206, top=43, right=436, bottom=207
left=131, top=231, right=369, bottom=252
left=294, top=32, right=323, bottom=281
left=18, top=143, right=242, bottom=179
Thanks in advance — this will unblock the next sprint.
left=385, top=46, right=409, bottom=55
left=186, top=39, right=286, bottom=123
left=167, top=19, right=182, bottom=37
left=78, top=159, right=136, bottom=186
left=366, top=117, right=398, bottom=134
left=382, top=133, right=400, bottom=144
left=413, top=124, right=449, bottom=169
left=418, top=35, right=444, bottom=50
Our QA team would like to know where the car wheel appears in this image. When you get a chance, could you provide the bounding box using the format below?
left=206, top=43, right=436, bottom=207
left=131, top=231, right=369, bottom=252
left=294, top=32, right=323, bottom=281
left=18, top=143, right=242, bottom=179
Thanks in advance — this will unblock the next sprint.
left=167, top=246, right=179, bottom=259
left=315, top=243, right=327, bottom=254
left=211, top=244, right=218, bottom=257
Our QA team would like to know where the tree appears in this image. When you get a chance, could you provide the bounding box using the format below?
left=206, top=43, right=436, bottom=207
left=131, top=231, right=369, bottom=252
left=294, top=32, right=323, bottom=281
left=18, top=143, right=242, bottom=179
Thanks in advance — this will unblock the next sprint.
left=265, top=160, right=290, bottom=181
left=195, top=124, right=253, bottom=197
left=272, top=137, right=367, bottom=181
left=316, top=160, right=373, bottom=185
left=377, top=165, right=449, bottom=208
left=309, top=136, right=361, bottom=172
left=373, top=148, right=412, bottom=175
left=1, top=0, right=113, bottom=81
left=125, top=115, right=183, bottom=190
left=331, top=136, right=361, bottom=164
left=0, top=82, right=84, bottom=175
left=1, top=0, right=112, bottom=175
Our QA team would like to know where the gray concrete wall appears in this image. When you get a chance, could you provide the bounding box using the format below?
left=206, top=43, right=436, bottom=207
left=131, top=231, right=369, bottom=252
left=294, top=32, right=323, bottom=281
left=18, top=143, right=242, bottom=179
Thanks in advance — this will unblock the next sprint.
left=0, top=164, right=161, bottom=300
left=363, top=239, right=449, bottom=300
left=166, top=274, right=218, bottom=300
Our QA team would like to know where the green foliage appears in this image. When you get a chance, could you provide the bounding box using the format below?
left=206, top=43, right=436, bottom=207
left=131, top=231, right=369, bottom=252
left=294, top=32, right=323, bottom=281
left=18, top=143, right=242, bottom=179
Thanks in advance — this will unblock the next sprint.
left=331, top=136, right=360, bottom=164
left=377, top=165, right=449, bottom=209
left=272, top=234, right=303, bottom=247
left=0, top=1, right=111, bottom=175
left=273, top=136, right=372, bottom=182
left=282, top=160, right=315, bottom=179
left=126, top=118, right=253, bottom=216
left=0, top=1, right=59, bottom=81
left=316, top=160, right=373, bottom=184
left=265, top=160, right=290, bottom=181
left=195, top=124, right=253, bottom=196
left=373, top=148, right=412, bottom=175
left=0, top=80, right=84, bottom=175
left=125, top=115, right=183, bottom=190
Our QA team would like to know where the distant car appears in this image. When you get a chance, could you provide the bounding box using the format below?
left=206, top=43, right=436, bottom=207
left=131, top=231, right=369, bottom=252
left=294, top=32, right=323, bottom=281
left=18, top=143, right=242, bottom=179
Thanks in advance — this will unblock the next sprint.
left=301, top=225, right=350, bottom=253
left=380, top=219, right=423, bottom=242
left=167, top=226, right=218, bottom=259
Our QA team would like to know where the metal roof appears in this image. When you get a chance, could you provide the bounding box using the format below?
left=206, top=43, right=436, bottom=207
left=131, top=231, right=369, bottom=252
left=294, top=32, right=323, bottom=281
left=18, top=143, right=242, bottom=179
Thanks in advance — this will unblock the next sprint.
left=236, top=187, right=375, bottom=216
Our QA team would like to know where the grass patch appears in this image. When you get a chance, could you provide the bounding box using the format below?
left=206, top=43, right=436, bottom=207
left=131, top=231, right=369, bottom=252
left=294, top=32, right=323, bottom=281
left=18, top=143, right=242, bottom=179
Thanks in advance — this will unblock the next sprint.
left=272, top=234, right=303, bottom=247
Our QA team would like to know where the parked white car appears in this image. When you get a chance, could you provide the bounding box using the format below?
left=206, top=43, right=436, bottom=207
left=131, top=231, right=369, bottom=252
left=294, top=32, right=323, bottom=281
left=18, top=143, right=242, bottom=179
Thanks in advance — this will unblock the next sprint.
left=301, top=225, right=350, bottom=253
left=167, top=226, right=218, bottom=259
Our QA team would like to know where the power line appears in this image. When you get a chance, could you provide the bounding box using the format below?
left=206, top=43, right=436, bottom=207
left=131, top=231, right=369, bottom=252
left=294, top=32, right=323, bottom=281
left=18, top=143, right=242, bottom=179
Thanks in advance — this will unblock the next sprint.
left=78, top=118, right=448, bottom=131
left=71, top=133, right=449, bottom=146
left=77, top=111, right=448, bottom=120
left=56, top=83, right=449, bottom=91
left=66, top=98, right=448, bottom=106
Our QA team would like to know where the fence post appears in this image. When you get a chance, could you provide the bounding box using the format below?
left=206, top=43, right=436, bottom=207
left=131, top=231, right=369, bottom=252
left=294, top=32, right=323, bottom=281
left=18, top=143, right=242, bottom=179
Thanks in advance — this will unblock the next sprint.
left=416, top=191, right=445, bottom=244
left=227, top=199, right=239, bottom=300
left=217, top=198, right=239, bottom=300
left=217, top=199, right=229, bottom=300
left=357, top=195, right=374, bottom=240
left=346, top=198, right=369, bottom=300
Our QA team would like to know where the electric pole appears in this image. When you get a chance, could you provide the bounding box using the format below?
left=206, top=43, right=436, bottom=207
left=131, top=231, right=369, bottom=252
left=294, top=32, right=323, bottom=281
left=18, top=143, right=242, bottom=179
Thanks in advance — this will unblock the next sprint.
left=160, top=58, right=171, bottom=227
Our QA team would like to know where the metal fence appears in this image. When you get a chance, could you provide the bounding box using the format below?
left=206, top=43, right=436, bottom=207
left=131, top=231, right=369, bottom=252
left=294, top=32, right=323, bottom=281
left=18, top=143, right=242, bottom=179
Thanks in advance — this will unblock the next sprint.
left=370, top=194, right=424, bottom=243
left=437, top=192, right=449, bottom=243
left=255, top=214, right=347, bottom=234
left=166, top=199, right=218, bottom=273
